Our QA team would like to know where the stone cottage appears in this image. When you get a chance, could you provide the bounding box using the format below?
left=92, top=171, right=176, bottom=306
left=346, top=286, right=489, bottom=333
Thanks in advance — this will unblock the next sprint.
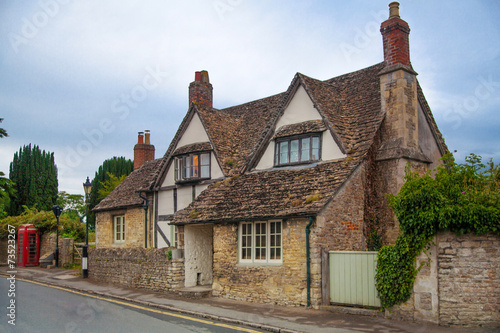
left=94, top=2, right=447, bottom=308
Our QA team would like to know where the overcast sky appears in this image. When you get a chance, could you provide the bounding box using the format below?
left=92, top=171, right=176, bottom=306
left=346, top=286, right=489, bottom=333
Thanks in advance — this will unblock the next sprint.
left=1, top=0, right=499, bottom=195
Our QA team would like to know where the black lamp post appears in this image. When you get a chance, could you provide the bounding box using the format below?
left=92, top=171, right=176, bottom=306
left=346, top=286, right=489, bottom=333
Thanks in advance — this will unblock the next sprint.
left=82, top=177, right=92, bottom=278
left=52, top=205, right=63, bottom=268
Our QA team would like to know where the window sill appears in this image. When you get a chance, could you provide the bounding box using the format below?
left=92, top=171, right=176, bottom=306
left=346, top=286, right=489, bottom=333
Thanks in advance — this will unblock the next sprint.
left=274, top=160, right=320, bottom=168
left=175, top=177, right=211, bottom=185
left=236, top=262, right=283, bottom=267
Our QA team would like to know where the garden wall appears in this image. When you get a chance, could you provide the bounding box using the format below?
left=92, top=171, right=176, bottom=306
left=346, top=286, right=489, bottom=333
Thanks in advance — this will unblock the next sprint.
left=390, top=232, right=500, bottom=329
left=88, top=247, right=184, bottom=292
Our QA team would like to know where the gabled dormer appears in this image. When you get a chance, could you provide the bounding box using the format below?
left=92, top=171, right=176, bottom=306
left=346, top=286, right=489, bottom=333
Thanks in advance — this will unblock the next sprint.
left=253, top=83, right=346, bottom=171
left=158, top=110, right=224, bottom=188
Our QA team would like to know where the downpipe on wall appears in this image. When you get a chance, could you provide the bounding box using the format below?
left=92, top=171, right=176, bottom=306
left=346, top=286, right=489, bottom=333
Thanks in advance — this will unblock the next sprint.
left=137, top=191, right=148, bottom=248
left=306, top=216, right=314, bottom=308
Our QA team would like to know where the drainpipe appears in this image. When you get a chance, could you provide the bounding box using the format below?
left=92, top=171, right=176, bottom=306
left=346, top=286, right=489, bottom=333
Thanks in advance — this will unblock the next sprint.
left=137, top=191, right=148, bottom=248
left=306, top=216, right=314, bottom=308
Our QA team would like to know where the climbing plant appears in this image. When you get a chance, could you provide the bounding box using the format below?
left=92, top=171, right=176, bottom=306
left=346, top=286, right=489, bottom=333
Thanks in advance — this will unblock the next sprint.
left=375, top=153, right=500, bottom=309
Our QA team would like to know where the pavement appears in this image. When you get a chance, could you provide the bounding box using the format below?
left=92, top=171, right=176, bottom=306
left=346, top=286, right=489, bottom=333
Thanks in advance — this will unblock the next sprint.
left=0, top=266, right=490, bottom=333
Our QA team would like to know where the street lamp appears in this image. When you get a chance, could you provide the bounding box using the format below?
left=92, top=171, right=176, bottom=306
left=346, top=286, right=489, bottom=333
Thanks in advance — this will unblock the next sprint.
left=82, top=176, right=92, bottom=278
left=51, top=205, right=63, bottom=268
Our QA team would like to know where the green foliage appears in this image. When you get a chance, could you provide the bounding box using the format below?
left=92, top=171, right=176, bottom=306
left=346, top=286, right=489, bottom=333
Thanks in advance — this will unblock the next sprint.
left=8, top=144, right=58, bottom=216
left=0, top=118, right=7, bottom=138
left=56, top=191, right=85, bottom=219
left=0, top=206, right=85, bottom=241
left=88, top=157, right=133, bottom=226
left=376, top=153, right=500, bottom=309
left=97, top=173, right=127, bottom=201
left=0, top=172, right=14, bottom=219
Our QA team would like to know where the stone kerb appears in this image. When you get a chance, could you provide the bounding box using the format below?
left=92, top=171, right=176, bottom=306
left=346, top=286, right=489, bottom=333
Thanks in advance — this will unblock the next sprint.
left=88, top=247, right=184, bottom=292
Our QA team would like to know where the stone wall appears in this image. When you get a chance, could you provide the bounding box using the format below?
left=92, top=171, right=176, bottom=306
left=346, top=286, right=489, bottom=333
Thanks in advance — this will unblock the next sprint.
left=88, top=247, right=184, bottom=292
left=95, top=206, right=154, bottom=248
left=39, top=233, right=74, bottom=267
left=437, top=232, right=499, bottom=328
left=312, top=165, right=367, bottom=306
left=390, top=232, right=500, bottom=329
left=212, top=219, right=308, bottom=306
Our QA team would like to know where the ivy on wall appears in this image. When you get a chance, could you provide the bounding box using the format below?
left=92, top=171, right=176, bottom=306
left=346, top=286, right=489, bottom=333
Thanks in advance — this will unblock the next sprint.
left=375, top=153, right=500, bottom=309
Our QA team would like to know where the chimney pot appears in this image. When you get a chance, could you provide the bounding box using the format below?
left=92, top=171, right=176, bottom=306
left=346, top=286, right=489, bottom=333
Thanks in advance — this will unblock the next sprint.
left=389, top=2, right=400, bottom=18
left=137, top=131, right=144, bottom=144
left=145, top=130, right=151, bottom=145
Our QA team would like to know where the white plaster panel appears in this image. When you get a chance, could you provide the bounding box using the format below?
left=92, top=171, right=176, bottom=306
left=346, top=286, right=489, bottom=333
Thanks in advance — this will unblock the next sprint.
left=157, top=189, right=174, bottom=215
left=321, top=131, right=346, bottom=161
left=211, top=154, right=224, bottom=179
left=255, top=142, right=275, bottom=170
left=195, top=184, right=209, bottom=197
left=177, top=186, right=193, bottom=210
left=275, top=86, right=322, bottom=128
left=177, top=113, right=210, bottom=147
left=157, top=221, right=171, bottom=248
left=184, top=224, right=213, bottom=287
left=162, top=161, right=176, bottom=187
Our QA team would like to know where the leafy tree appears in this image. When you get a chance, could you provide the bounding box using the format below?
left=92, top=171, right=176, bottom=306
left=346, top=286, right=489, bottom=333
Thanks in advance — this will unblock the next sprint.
left=8, top=144, right=58, bottom=216
left=98, top=173, right=127, bottom=200
left=0, top=118, right=7, bottom=138
left=88, top=157, right=133, bottom=225
left=0, top=120, right=13, bottom=217
left=0, top=172, right=14, bottom=219
left=56, top=191, right=85, bottom=221
left=375, top=153, right=500, bottom=309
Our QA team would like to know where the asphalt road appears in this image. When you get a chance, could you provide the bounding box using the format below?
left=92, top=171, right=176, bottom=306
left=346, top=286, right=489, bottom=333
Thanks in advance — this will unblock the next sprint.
left=0, top=278, right=265, bottom=333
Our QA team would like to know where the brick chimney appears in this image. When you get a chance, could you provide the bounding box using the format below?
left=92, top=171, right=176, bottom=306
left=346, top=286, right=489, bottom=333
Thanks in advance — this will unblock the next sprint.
left=380, top=2, right=411, bottom=68
left=134, top=130, right=155, bottom=170
left=189, top=70, right=213, bottom=108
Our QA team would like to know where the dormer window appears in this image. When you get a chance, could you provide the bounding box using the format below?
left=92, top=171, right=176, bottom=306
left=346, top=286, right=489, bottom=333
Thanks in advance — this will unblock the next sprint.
left=174, top=152, right=211, bottom=182
left=275, top=134, right=321, bottom=166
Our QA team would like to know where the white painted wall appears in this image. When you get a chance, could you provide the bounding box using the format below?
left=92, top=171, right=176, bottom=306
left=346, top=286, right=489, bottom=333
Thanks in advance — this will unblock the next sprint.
left=255, top=85, right=345, bottom=170
left=157, top=221, right=170, bottom=248
left=184, top=224, right=213, bottom=287
left=177, top=186, right=193, bottom=211
left=158, top=190, right=174, bottom=216
left=176, top=113, right=209, bottom=148
left=275, top=86, right=322, bottom=128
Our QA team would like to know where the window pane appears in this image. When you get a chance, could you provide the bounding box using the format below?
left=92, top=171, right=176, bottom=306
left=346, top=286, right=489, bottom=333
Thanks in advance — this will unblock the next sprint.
left=269, top=221, right=282, bottom=261
left=290, top=140, right=299, bottom=163
left=201, top=166, right=209, bottom=178
left=201, top=153, right=210, bottom=165
left=192, top=155, right=199, bottom=178
left=301, top=137, right=310, bottom=161
left=312, top=136, right=320, bottom=160
left=279, top=141, right=289, bottom=164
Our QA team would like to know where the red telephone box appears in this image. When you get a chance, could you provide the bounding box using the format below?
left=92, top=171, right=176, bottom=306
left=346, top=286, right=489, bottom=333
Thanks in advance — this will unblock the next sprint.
left=17, top=224, right=40, bottom=267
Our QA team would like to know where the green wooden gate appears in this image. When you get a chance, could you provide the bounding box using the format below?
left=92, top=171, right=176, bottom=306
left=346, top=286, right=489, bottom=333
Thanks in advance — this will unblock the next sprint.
left=329, top=251, right=381, bottom=307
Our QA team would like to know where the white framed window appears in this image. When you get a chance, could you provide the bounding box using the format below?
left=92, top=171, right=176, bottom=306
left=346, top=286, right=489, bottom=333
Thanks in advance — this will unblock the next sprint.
left=238, top=220, right=282, bottom=264
left=174, top=152, right=211, bottom=182
left=275, top=134, right=321, bottom=166
left=113, top=215, right=125, bottom=243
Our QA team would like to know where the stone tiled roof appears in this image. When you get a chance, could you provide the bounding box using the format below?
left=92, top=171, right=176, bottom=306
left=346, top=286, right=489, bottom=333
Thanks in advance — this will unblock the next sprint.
left=93, top=159, right=162, bottom=212
left=172, top=63, right=388, bottom=225
left=173, top=159, right=359, bottom=224
left=172, top=142, right=212, bottom=156
left=273, top=120, right=327, bottom=139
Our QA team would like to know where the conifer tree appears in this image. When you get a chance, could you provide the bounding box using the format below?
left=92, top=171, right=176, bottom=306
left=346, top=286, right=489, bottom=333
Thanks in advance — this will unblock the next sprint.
left=8, top=144, right=58, bottom=215
left=88, top=156, right=133, bottom=225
